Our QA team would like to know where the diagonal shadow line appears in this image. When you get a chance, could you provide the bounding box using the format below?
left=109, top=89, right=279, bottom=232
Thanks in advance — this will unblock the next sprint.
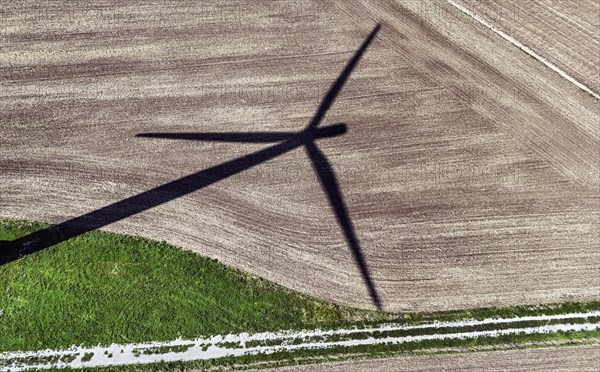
left=0, top=136, right=305, bottom=265
left=137, top=132, right=299, bottom=143
left=306, top=23, right=381, bottom=131
left=0, top=123, right=348, bottom=265
left=136, top=123, right=348, bottom=143
left=305, top=142, right=382, bottom=310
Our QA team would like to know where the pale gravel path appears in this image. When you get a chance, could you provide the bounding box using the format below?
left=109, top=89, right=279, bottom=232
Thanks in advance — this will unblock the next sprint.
left=1, top=312, right=598, bottom=371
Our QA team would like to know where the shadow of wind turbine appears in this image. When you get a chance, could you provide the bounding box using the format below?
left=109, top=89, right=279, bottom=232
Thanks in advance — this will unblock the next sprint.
left=137, top=23, right=383, bottom=309
left=305, top=142, right=382, bottom=310
left=1, top=23, right=383, bottom=310
left=136, top=123, right=348, bottom=143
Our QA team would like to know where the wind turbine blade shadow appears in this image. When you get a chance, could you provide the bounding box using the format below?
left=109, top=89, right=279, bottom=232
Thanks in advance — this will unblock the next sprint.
left=306, top=23, right=381, bottom=131
left=2, top=21, right=385, bottom=318
left=136, top=123, right=348, bottom=144
left=0, top=137, right=306, bottom=266
left=136, top=132, right=297, bottom=143
left=305, top=142, right=382, bottom=310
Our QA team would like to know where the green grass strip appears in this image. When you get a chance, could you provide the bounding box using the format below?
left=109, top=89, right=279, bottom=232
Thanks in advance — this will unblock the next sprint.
left=0, top=219, right=351, bottom=352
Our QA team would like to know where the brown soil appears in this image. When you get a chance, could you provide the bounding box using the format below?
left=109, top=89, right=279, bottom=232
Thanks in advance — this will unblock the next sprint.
left=453, top=0, right=599, bottom=92
left=267, top=345, right=600, bottom=371
left=1, top=1, right=598, bottom=312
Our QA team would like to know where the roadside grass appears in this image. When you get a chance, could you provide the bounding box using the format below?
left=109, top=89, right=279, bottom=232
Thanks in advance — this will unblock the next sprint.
left=0, top=219, right=354, bottom=352
left=0, top=218, right=598, bottom=357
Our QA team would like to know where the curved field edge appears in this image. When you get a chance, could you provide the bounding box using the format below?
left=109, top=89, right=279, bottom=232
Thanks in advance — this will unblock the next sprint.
left=0, top=218, right=598, bottom=354
left=0, top=218, right=366, bottom=353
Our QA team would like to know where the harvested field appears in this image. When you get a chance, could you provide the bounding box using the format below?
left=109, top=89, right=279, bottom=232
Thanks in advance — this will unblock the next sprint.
left=452, top=0, right=600, bottom=93
left=1, top=0, right=599, bottom=313
left=266, top=345, right=600, bottom=371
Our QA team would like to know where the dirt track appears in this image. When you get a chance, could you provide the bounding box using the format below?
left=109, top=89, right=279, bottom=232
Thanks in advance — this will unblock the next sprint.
left=453, top=0, right=599, bottom=93
left=1, top=1, right=599, bottom=312
left=267, top=345, right=600, bottom=371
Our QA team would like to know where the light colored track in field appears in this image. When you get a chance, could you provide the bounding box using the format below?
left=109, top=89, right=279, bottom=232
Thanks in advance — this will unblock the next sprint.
left=449, top=0, right=600, bottom=94
left=1, top=312, right=598, bottom=371
left=446, top=0, right=599, bottom=100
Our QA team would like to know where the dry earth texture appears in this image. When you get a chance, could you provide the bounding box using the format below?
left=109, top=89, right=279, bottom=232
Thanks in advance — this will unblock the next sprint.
left=452, top=0, right=600, bottom=93
left=1, top=0, right=599, bottom=312
left=265, top=345, right=600, bottom=371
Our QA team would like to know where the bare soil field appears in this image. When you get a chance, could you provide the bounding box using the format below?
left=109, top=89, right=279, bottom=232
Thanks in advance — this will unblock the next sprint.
left=1, top=0, right=598, bottom=312
left=267, top=345, right=600, bottom=371
left=452, top=0, right=600, bottom=93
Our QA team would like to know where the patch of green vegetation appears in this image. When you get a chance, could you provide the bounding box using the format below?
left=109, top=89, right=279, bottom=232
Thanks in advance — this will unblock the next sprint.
left=0, top=353, right=78, bottom=369
left=81, top=352, right=94, bottom=362
left=0, top=219, right=353, bottom=353
left=219, top=341, right=242, bottom=349
left=133, top=344, right=194, bottom=355
left=302, top=303, right=343, bottom=324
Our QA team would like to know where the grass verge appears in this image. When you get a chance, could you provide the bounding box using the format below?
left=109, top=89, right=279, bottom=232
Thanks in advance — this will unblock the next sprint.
left=0, top=219, right=355, bottom=352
